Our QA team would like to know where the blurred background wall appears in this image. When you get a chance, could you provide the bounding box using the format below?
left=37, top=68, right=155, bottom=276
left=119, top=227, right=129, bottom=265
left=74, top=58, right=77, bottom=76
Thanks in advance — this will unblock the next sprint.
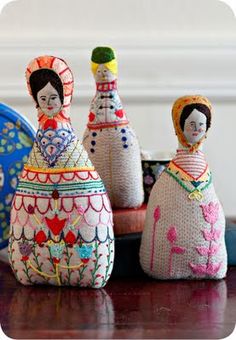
left=0, top=0, right=235, bottom=215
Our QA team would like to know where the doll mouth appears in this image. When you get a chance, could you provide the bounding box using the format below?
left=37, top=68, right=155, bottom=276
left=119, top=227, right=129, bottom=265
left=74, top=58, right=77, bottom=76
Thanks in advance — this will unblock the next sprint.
left=192, top=132, right=199, bottom=136
left=48, top=107, right=54, bottom=110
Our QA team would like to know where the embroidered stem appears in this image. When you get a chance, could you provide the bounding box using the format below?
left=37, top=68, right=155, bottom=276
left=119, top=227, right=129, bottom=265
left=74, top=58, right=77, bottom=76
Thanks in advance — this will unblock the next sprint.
left=55, top=264, right=61, bottom=286
left=150, top=220, right=157, bottom=272
left=31, top=246, right=48, bottom=282
left=28, top=260, right=57, bottom=278
left=71, top=215, right=82, bottom=227
left=101, top=240, right=113, bottom=286
left=76, top=264, right=87, bottom=286
left=169, top=250, right=173, bottom=276
left=32, top=213, right=42, bottom=226
left=22, top=260, right=34, bottom=284
left=91, top=240, right=100, bottom=287
left=60, top=263, right=84, bottom=270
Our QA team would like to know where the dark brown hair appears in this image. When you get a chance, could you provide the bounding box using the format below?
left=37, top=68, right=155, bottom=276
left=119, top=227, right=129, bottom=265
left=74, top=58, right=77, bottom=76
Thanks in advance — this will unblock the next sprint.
left=29, top=69, right=63, bottom=107
left=180, top=103, right=211, bottom=131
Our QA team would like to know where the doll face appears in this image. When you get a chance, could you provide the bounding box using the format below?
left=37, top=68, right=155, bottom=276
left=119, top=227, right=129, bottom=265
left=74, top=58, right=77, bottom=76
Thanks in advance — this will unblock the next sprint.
left=94, top=64, right=116, bottom=83
left=37, top=82, right=62, bottom=117
left=183, top=109, right=207, bottom=144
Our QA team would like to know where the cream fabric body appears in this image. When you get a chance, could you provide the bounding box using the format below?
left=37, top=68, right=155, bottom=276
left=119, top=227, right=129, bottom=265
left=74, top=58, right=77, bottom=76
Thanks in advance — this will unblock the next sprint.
left=140, top=152, right=227, bottom=280
left=83, top=125, right=144, bottom=208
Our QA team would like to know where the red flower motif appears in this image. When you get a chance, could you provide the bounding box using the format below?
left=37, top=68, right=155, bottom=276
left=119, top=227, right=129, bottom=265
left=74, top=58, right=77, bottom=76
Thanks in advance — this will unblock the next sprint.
left=27, top=204, right=35, bottom=214
left=81, top=258, right=89, bottom=264
left=53, top=257, right=60, bottom=264
left=35, top=230, right=47, bottom=244
left=115, top=109, right=124, bottom=118
left=201, top=202, right=219, bottom=225
left=52, top=189, right=60, bottom=200
left=65, top=231, right=76, bottom=245
left=89, top=112, right=95, bottom=122
left=45, top=215, right=67, bottom=235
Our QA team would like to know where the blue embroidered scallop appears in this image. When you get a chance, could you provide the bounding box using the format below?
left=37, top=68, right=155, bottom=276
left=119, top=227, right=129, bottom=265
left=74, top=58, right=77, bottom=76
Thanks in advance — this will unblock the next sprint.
left=36, top=128, right=75, bottom=166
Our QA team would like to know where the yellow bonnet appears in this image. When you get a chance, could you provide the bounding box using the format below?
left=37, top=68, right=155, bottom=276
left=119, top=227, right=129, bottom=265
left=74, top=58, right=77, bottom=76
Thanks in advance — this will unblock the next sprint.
left=172, top=95, right=212, bottom=152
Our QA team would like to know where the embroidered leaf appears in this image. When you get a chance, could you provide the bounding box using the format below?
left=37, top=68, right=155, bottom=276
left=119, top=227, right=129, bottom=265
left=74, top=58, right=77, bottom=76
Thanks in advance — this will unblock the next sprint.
left=201, top=202, right=219, bottom=225
left=202, top=229, right=221, bottom=241
left=196, top=244, right=220, bottom=256
left=171, top=246, right=185, bottom=254
left=167, top=225, right=177, bottom=243
left=77, top=205, right=85, bottom=216
left=189, top=263, right=207, bottom=275
left=153, top=206, right=160, bottom=223
left=206, top=262, right=222, bottom=275
left=189, top=262, right=222, bottom=276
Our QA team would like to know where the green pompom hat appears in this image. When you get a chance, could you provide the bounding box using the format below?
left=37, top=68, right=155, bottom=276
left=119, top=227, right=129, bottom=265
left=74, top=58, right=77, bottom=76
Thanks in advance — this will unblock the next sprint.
left=91, top=47, right=116, bottom=64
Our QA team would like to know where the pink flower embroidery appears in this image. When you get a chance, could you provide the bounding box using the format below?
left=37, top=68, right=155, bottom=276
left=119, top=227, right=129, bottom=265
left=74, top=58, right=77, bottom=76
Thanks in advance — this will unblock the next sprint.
left=167, top=225, right=177, bottom=243
left=153, top=206, right=161, bottom=223
left=166, top=225, right=185, bottom=275
left=201, top=202, right=219, bottom=225
left=150, top=206, right=161, bottom=271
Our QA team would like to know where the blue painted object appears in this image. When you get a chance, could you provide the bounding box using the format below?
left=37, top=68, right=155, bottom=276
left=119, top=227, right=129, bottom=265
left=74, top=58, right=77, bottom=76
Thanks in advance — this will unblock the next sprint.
left=0, top=103, right=35, bottom=250
left=225, top=221, right=236, bottom=265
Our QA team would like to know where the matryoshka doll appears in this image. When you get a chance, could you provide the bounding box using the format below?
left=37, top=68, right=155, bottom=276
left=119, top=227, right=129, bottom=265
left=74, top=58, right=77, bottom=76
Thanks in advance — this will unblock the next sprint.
left=83, top=47, right=144, bottom=208
left=140, top=95, right=227, bottom=279
left=8, top=56, right=114, bottom=287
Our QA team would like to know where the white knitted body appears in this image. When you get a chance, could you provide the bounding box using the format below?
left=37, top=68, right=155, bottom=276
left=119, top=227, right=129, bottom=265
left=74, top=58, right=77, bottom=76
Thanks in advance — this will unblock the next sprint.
left=83, top=125, right=144, bottom=208
left=140, top=151, right=227, bottom=280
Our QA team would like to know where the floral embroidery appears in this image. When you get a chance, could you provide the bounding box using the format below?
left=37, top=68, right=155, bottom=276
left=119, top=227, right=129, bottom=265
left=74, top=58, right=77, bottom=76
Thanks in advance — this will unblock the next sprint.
left=166, top=225, right=185, bottom=276
left=150, top=206, right=161, bottom=272
left=189, top=202, right=222, bottom=276
left=18, top=241, right=33, bottom=261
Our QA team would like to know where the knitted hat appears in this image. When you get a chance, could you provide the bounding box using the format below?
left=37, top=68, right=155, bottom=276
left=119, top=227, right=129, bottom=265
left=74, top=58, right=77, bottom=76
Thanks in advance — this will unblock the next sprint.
left=91, top=47, right=116, bottom=64
left=172, top=95, right=212, bottom=152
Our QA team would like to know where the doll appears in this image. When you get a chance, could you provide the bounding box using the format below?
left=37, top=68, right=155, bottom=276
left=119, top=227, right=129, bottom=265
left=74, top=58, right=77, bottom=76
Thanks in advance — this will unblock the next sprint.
left=8, top=55, right=114, bottom=287
left=140, top=95, right=227, bottom=279
left=83, top=47, right=144, bottom=208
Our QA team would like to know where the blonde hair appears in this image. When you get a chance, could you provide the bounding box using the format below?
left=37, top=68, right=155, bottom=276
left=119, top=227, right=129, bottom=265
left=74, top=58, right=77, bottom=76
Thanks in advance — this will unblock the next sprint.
left=91, top=59, right=118, bottom=76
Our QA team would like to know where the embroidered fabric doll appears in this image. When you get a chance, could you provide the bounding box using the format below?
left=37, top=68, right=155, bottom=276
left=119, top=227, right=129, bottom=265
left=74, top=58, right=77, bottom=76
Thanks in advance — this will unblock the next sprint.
left=140, top=95, right=227, bottom=279
left=83, top=47, right=144, bottom=208
left=8, top=56, right=114, bottom=287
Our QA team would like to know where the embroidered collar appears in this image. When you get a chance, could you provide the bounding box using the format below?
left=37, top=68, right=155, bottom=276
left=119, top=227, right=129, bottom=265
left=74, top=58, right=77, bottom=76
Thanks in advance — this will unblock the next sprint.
left=96, top=80, right=117, bottom=92
left=38, top=111, right=71, bottom=130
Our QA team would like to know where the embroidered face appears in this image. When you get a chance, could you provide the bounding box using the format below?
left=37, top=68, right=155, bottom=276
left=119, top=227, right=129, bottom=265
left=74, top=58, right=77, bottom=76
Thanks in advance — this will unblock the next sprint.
left=37, top=82, right=62, bottom=117
left=94, top=64, right=116, bottom=83
left=173, top=99, right=212, bottom=150
left=29, top=68, right=64, bottom=117
left=183, top=109, right=207, bottom=144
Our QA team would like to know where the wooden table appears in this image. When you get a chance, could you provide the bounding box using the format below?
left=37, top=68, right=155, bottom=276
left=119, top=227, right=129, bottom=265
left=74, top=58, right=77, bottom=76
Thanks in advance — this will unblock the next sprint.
left=0, top=261, right=235, bottom=339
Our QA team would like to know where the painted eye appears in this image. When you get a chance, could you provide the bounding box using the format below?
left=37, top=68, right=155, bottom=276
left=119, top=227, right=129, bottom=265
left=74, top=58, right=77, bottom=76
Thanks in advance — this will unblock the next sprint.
left=199, top=123, right=204, bottom=126
left=104, top=69, right=107, bottom=72
left=51, top=96, right=57, bottom=100
left=41, top=98, right=46, bottom=101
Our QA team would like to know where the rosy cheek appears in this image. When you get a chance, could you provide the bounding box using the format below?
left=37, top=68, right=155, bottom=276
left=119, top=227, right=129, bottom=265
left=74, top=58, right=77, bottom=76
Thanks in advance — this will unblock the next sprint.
left=185, top=126, right=192, bottom=133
